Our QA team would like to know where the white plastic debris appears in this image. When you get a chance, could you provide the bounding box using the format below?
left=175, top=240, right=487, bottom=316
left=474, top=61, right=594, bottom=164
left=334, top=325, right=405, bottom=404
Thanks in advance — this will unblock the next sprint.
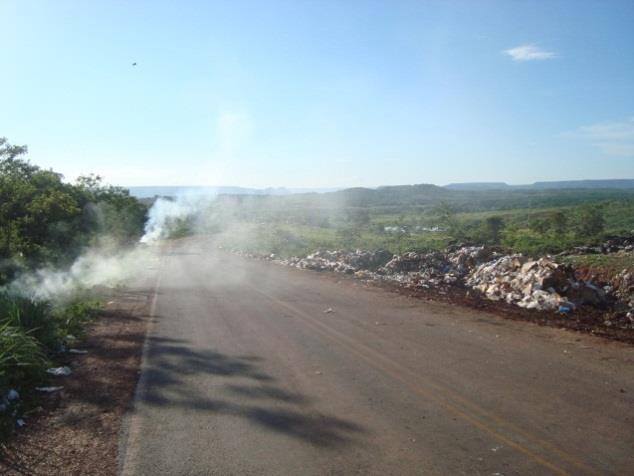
left=16, top=418, right=25, bottom=427
left=275, top=245, right=620, bottom=317
left=323, top=308, right=334, bottom=314
left=46, top=366, right=72, bottom=376
left=68, top=349, right=88, bottom=354
left=7, top=389, right=19, bottom=401
left=35, top=386, right=64, bottom=393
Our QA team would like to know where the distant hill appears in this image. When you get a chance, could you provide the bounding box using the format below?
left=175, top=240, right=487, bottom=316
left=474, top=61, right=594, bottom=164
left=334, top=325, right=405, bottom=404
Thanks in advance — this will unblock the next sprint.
left=444, top=179, right=634, bottom=191
left=531, top=180, right=634, bottom=189
left=445, top=182, right=511, bottom=190
left=128, top=186, right=340, bottom=198
left=329, top=184, right=449, bottom=207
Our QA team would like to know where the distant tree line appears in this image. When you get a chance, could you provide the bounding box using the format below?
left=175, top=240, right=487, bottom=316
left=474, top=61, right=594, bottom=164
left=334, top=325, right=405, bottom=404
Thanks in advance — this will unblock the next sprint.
left=436, top=201, right=608, bottom=254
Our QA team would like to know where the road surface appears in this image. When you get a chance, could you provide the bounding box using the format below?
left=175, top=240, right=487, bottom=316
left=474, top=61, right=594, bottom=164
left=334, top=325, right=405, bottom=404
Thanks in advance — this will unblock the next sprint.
left=119, top=239, right=634, bottom=475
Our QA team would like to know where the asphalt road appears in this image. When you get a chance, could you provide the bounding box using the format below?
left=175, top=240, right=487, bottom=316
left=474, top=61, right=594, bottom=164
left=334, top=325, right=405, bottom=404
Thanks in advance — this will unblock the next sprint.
left=119, top=239, right=634, bottom=475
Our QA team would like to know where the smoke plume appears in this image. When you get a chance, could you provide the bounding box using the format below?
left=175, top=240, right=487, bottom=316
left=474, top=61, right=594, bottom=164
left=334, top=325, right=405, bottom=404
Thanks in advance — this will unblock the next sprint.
left=7, top=245, right=156, bottom=301
left=140, top=195, right=215, bottom=243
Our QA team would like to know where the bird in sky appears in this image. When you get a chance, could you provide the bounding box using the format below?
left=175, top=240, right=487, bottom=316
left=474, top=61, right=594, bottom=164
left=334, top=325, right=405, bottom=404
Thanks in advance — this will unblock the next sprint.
left=132, top=62, right=137, bottom=66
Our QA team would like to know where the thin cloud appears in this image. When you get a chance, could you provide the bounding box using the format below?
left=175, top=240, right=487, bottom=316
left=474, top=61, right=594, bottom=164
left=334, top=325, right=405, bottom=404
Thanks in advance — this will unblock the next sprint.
left=566, top=117, right=634, bottom=158
left=504, top=44, right=556, bottom=62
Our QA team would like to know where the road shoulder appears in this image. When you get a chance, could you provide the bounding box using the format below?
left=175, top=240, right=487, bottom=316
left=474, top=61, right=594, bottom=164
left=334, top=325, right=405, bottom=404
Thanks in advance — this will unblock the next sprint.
left=0, top=286, right=154, bottom=476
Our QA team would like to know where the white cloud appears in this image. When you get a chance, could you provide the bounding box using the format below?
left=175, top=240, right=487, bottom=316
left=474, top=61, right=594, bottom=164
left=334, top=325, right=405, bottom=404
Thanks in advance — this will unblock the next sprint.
left=504, top=44, right=556, bottom=62
left=566, top=117, right=634, bottom=158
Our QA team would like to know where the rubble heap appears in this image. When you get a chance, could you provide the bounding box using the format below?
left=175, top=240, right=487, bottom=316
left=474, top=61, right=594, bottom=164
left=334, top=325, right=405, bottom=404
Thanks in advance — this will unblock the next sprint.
left=465, top=256, right=605, bottom=311
left=280, top=249, right=392, bottom=274
left=370, top=246, right=496, bottom=289
left=275, top=245, right=617, bottom=314
left=608, top=270, right=634, bottom=321
left=476, top=256, right=608, bottom=311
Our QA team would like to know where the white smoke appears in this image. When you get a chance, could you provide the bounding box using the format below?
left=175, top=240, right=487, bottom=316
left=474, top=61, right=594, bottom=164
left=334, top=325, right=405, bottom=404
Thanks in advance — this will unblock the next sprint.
left=7, top=246, right=156, bottom=302
left=4, top=193, right=218, bottom=301
left=140, top=194, right=215, bottom=243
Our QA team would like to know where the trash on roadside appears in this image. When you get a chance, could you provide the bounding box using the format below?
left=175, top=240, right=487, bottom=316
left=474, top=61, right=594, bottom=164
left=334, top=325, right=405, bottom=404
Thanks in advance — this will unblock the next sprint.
left=46, top=366, right=72, bottom=377
left=558, top=304, right=573, bottom=314
left=68, top=349, right=88, bottom=354
left=35, top=386, right=64, bottom=393
left=323, top=308, right=334, bottom=314
left=271, top=243, right=631, bottom=328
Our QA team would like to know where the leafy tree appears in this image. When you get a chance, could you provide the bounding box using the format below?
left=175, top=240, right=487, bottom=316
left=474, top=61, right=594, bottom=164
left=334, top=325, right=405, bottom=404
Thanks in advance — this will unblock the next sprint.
left=549, top=211, right=568, bottom=235
left=482, top=215, right=505, bottom=244
left=577, top=205, right=605, bottom=239
left=435, top=201, right=464, bottom=240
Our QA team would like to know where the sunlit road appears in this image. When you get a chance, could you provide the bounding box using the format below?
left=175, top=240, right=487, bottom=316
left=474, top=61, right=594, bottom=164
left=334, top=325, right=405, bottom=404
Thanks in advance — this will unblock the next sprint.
left=120, top=238, right=634, bottom=475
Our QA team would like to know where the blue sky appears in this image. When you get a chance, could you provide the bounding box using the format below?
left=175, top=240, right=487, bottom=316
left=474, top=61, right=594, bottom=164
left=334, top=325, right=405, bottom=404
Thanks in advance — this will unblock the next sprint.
left=1, top=0, right=633, bottom=187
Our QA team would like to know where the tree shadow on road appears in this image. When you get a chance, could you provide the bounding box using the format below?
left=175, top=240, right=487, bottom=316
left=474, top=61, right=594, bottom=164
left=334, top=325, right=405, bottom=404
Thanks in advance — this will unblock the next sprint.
left=137, top=336, right=365, bottom=448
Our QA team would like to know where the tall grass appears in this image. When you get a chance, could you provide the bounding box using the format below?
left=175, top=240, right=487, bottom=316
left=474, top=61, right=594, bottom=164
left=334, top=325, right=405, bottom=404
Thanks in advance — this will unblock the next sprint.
left=0, top=295, right=57, bottom=350
left=0, top=292, right=100, bottom=441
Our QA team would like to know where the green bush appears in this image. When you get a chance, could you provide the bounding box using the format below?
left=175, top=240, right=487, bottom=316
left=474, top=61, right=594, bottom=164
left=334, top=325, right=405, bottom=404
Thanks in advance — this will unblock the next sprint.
left=52, top=296, right=101, bottom=340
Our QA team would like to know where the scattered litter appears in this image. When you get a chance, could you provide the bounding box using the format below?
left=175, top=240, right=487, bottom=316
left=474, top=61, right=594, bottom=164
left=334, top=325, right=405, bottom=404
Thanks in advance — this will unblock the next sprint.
left=323, top=308, right=334, bottom=314
left=16, top=418, right=25, bottom=427
left=68, top=349, right=88, bottom=354
left=491, top=445, right=503, bottom=452
left=314, top=370, right=322, bottom=375
left=7, top=389, right=19, bottom=401
left=558, top=304, right=573, bottom=314
left=35, top=386, right=64, bottom=393
left=46, top=366, right=72, bottom=377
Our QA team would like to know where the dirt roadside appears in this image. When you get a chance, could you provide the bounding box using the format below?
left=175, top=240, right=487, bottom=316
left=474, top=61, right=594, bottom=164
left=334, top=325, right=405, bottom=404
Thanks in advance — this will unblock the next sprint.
left=0, top=285, right=154, bottom=476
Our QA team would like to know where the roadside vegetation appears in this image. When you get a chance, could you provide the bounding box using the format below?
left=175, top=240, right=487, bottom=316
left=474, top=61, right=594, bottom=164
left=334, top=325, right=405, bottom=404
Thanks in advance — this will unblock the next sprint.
left=0, top=137, right=147, bottom=441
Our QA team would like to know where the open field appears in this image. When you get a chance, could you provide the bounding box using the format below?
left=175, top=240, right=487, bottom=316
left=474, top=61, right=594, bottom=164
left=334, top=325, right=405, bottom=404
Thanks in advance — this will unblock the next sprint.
left=202, top=187, right=634, bottom=258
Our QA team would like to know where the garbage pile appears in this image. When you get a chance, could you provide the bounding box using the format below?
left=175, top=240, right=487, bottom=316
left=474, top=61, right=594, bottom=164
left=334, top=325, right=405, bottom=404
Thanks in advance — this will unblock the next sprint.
left=608, top=270, right=634, bottom=321
left=559, top=235, right=634, bottom=256
left=377, top=250, right=454, bottom=288
left=372, top=247, right=498, bottom=288
left=279, top=249, right=392, bottom=274
left=274, top=245, right=624, bottom=316
left=465, top=256, right=605, bottom=311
